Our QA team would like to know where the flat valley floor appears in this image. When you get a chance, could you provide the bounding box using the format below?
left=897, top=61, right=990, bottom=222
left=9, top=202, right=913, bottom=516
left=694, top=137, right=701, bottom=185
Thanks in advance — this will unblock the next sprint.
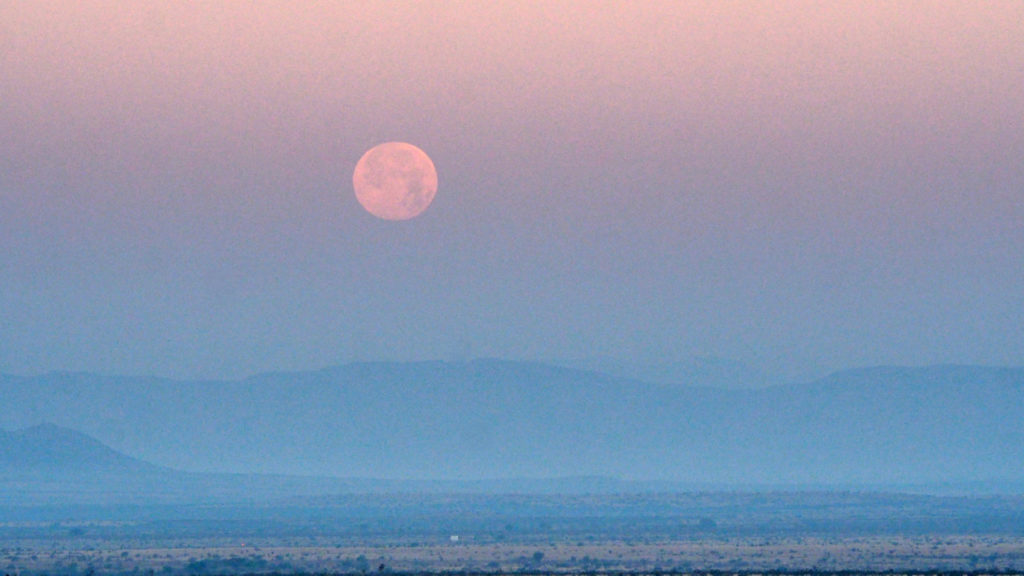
left=5, top=492, right=1024, bottom=574
left=5, top=534, right=1024, bottom=574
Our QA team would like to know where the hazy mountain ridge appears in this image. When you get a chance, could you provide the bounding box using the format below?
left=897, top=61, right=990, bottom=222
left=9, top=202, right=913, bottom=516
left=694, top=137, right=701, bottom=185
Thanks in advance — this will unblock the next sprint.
left=2, top=361, right=1022, bottom=487
left=553, top=356, right=774, bottom=389
left=0, top=422, right=693, bottom=504
left=0, top=422, right=158, bottom=475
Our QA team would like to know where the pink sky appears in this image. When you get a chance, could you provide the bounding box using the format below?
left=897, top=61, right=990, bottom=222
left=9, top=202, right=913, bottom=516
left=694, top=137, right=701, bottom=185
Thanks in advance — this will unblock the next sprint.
left=1, top=2, right=1022, bottom=379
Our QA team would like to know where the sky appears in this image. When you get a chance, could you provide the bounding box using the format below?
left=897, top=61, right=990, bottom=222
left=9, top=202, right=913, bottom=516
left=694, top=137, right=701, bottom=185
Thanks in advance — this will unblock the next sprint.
left=1, top=1, right=1023, bottom=382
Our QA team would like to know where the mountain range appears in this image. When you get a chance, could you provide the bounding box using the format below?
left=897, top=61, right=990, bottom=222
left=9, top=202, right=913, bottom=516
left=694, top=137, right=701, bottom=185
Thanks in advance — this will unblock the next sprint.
left=2, top=361, right=1023, bottom=489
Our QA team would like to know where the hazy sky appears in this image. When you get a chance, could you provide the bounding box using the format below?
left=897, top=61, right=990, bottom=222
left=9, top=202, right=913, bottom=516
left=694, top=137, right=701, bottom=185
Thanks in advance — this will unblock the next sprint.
left=2, top=1, right=1022, bottom=381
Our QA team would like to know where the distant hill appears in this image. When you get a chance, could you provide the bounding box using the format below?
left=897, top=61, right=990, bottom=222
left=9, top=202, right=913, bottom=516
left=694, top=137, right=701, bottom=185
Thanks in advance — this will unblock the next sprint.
left=0, top=422, right=158, bottom=475
left=1, top=361, right=1023, bottom=489
left=0, top=421, right=672, bottom=505
left=0, top=422, right=180, bottom=505
left=553, top=356, right=774, bottom=388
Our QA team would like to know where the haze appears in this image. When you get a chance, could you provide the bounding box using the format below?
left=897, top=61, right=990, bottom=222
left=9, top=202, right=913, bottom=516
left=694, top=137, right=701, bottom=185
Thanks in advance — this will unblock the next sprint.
left=1, top=1, right=1023, bottom=381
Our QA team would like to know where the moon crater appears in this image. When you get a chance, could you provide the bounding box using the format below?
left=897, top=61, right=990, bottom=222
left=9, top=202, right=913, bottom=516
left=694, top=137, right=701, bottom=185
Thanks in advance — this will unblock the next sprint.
left=353, top=142, right=438, bottom=221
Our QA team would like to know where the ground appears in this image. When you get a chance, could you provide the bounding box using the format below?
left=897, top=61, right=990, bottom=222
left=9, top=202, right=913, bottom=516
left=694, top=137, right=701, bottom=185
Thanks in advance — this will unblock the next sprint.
left=4, top=534, right=1024, bottom=574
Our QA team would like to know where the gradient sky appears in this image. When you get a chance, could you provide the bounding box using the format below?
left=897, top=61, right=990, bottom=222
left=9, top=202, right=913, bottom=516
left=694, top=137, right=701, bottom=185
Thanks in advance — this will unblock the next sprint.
left=2, top=1, right=1022, bottom=381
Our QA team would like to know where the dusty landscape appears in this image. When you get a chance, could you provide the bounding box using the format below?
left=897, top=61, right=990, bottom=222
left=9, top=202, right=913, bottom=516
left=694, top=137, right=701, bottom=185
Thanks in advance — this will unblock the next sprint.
left=5, top=422, right=1024, bottom=575
left=5, top=490, right=1024, bottom=575
left=5, top=533, right=1024, bottom=574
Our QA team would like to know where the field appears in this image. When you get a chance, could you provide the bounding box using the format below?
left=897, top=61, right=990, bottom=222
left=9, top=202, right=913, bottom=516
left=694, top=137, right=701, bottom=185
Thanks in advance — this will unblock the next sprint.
left=5, top=534, right=1024, bottom=574
left=3, top=492, right=1024, bottom=574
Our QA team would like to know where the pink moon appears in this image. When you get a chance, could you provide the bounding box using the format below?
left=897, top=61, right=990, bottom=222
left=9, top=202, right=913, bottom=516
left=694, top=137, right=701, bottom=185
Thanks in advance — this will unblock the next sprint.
left=352, top=142, right=438, bottom=221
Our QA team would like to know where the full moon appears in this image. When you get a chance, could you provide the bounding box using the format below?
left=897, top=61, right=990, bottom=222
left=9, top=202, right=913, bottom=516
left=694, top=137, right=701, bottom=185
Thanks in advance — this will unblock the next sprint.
left=353, top=142, right=438, bottom=221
